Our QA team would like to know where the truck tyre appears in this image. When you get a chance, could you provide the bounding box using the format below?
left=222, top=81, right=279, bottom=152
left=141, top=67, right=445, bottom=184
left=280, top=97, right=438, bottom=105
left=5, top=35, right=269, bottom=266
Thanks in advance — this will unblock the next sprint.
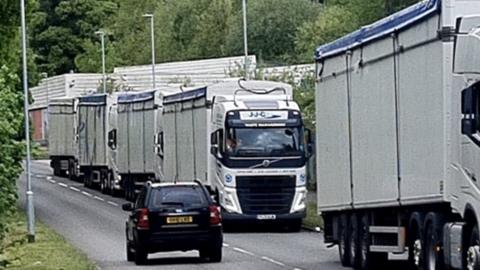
left=100, top=169, right=108, bottom=194
left=424, top=212, right=445, bottom=270
left=409, top=212, right=425, bottom=270
left=349, top=213, right=361, bottom=268
left=359, top=213, right=387, bottom=270
left=84, top=170, right=92, bottom=188
left=338, top=214, right=351, bottom=267
left=466, top=225, right=480, bottom=270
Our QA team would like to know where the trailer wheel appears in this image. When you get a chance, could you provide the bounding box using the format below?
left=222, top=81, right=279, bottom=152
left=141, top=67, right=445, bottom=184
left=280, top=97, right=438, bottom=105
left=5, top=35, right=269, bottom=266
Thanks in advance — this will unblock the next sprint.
left=349, top=213, right=361, bottom=268
left=338, top=214, right=351, bottom=267
left=424, top=212, right=445, bottom=270
left=466, top=225, right=480, bottom=270
left=409, top=212, right=425, bottom=269
left=359, top=213, right=387, bottom=270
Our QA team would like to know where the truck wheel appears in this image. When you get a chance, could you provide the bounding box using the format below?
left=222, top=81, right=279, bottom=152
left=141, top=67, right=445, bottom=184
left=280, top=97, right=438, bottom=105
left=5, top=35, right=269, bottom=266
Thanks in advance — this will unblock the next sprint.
left=466, top=225, right=480, bottom=270
left=349, top=213, right=361, bottom=268
left=359, top=213, right=387, bottom=270
left=338, top=214, right=351, bottom=267
left=424, top=212, right=445, bottom=270
left=409, top=212, right=425, bottom=269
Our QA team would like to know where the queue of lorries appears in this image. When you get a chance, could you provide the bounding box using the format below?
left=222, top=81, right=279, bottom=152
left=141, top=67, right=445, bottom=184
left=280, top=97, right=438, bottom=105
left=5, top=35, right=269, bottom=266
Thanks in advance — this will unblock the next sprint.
left=48, top=0, right=480, bottom=269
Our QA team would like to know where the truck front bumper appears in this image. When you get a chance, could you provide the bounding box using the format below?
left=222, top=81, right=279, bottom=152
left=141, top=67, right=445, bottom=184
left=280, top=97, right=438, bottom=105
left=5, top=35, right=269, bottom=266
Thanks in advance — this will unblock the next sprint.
left=222, top=210, right=306, bottom=222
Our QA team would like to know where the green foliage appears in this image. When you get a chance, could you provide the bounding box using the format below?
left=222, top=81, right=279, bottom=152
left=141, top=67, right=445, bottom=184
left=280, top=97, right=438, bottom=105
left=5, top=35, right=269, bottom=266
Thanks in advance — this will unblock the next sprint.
left=0, top=67, right=24, bottom=243
left=225, top=0, right=321, bottom=65
left=31, top=0, right=118, bottom=75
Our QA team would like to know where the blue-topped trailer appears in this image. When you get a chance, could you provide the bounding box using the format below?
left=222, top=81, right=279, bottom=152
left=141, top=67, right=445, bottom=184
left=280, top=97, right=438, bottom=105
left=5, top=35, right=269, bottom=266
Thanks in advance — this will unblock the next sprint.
left=315, top=0, right=480, bottom=269
left=115, top=90, right=163, bottom=201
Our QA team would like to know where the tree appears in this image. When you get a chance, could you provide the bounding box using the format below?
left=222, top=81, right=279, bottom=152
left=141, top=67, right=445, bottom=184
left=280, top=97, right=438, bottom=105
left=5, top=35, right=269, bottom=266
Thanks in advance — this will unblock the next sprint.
left=226, top=0, right=321, bottom=65
left=31, top=0, right=117, bottom=75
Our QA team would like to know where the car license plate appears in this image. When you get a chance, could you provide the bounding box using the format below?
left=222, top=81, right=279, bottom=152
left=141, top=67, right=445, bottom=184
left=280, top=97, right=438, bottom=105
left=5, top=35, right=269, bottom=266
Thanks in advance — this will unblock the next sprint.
left=166, top=216, right=193, bottom=224
left=257, top=214, right=276, bottom=220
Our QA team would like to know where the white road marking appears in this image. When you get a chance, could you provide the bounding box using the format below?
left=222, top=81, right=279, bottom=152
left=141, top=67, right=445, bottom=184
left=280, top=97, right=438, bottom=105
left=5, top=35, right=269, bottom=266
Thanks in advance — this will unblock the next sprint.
left=58, top=183, right=68, bottom=188
left=233, top=247, right=256, bottom=256
left=46, top=176, right=52, bottom=180
left=48, top=179, right=56, bottom=184
left=222, top=243, right=230, bottom=247
left=82, top=191, right=92, bottom=197
left=293, top=268, right=304, bottom=270
left=70, top=187, right=80, bottom=192
left=94, top=196, right=105, bottom=202
left=35, top=174, right=43, bottom=178
left=261, top=256, right=286, bottom=267
left=107, top=201, right=119, bottom=207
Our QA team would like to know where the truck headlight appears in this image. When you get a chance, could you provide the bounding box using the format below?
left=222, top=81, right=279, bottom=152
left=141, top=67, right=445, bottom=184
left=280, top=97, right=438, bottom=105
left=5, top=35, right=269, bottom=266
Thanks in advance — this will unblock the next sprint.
left=291, top=189, right=307, bottom=213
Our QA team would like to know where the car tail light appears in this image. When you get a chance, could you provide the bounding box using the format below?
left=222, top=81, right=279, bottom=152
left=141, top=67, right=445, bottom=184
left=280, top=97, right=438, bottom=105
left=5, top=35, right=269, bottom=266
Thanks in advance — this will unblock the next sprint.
left=136, top=208, right=150, bottom=230
left=209, top=205, right=221, bottom=225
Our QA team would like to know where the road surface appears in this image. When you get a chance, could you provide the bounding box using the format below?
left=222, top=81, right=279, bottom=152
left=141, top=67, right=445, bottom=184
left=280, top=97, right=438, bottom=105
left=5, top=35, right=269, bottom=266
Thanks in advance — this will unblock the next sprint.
left=18, top=160, right=343, bottom=270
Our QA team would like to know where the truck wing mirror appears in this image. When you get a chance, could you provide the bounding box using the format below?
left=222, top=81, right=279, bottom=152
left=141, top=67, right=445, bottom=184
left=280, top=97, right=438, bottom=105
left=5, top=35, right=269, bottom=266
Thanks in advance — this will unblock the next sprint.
left=210, top=129, right=223, bottom=159
left=305, top=128, right=314, bottom=159
left=454, top=16, right=480, bottom=74
left=462, top=86, right=480, bottom=135
left=108, top=129, right=117, bottom=149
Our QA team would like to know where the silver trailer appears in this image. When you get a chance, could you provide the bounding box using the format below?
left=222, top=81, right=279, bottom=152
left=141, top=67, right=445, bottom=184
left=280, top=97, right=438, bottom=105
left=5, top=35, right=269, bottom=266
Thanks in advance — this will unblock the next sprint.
left=77, top=94, right=114, bottom=188
left=161, top=80, right=313, bottom=227
left=48, top=97, right=79, bottom=179
left=115, top=90, right=162, bottom=201
left=315, top=0, right=480, bottom=269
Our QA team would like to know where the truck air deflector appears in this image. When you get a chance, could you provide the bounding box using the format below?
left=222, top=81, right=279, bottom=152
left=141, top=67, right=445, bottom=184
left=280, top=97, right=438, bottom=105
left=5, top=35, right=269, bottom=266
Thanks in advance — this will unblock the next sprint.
left=78, top=94, right=108, bottom=106
left=118, top=90, right=155, bottom=104
left=162, top=87, right=207, bottom=105
left=314, top=0, right=440, bottom=60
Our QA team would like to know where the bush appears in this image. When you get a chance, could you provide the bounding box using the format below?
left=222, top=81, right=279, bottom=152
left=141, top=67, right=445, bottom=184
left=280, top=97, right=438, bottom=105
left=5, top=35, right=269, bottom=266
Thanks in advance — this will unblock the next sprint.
left=0, top=66, right=24, bottom=243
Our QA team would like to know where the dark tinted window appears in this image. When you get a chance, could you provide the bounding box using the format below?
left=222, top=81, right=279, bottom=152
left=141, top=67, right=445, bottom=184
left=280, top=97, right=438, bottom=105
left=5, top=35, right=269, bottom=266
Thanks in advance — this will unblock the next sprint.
left=149, top=186, right=207, bottom=208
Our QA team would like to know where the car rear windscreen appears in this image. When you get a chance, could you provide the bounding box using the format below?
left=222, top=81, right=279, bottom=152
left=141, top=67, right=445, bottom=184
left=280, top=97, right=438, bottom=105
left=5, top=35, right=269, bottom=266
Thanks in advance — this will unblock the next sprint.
left=150, top=186, right=207, bottom=208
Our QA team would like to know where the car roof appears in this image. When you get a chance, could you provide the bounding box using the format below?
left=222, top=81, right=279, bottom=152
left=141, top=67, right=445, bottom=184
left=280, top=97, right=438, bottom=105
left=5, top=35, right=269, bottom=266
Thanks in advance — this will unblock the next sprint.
left=148, top=181, right=200, bottom=188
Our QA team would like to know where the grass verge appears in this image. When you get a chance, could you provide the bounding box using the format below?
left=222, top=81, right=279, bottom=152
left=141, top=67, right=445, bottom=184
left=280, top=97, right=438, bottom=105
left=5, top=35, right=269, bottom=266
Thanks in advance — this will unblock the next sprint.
left=0, top=210, right=96, bottom=270
left=303, top=202, right=323, bottom=231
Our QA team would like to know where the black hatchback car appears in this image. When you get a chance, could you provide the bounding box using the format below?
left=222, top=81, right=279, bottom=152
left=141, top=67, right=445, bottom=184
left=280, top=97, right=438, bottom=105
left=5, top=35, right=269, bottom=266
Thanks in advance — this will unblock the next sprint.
left=122, top=181, right=223, bottom=265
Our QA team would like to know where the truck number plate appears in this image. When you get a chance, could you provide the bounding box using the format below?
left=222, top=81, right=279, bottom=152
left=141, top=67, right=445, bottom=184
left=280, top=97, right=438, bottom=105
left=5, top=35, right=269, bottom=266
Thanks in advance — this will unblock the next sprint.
left=257, top=214, right=276, bottom=220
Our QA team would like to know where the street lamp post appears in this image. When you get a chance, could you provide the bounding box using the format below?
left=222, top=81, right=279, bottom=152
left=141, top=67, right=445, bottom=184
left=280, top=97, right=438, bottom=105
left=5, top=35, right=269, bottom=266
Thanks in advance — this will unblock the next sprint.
left=143, top=14, right=156, bottom=89
left=20, top=0, right=35, bottom=243
left=95, top=31, right=107, bottom=93
left=242, top=0, right=249, bottom=79
left=41, top=72, right=48, bottom=142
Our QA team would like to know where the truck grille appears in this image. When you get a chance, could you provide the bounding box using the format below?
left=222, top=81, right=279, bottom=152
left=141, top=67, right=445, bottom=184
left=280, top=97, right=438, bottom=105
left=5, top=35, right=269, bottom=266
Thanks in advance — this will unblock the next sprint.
left=236, top=176, right=296, bottom=215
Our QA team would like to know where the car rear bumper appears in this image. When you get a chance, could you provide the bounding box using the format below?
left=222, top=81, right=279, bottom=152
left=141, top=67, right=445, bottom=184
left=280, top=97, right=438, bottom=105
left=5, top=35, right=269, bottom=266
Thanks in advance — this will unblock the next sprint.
left=222, top=210, right=306, bottom=222
left=137, top=226, right=222, bottom=253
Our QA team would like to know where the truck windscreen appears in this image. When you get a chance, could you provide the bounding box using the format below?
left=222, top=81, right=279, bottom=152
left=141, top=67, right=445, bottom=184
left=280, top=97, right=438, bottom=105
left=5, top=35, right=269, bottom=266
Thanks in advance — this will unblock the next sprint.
left=225, top=127, right=304, bottom=157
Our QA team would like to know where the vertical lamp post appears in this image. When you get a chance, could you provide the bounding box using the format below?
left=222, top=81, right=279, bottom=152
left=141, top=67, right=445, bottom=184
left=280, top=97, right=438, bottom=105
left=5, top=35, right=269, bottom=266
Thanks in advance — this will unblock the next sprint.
left=20, top=0, right=35, bottom=243
left=95, top=30, right=107, bottom=93
left=242, top=0, right=249, bottom=79
left=41, top=72, right=48, bottom=141
left=143, top=14, right=156, bottom=89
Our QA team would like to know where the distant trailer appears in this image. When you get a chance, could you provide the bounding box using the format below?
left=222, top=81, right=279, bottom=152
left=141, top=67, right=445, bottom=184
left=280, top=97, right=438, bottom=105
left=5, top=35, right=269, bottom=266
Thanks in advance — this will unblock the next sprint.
left=77, top=94, right=113, bottom=189
left=48, top=96, right=79, bottom=179
left=116, top=90, right=163, bottom=201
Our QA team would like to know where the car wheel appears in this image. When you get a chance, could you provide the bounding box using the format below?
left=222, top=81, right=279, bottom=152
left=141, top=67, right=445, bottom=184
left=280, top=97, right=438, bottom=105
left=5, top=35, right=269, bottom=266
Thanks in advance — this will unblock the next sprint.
left=134, top=243, right=148, bottom=265
left=126, top=241, right=134, bottom=262
left=200, top=245, right=222, bottom=263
